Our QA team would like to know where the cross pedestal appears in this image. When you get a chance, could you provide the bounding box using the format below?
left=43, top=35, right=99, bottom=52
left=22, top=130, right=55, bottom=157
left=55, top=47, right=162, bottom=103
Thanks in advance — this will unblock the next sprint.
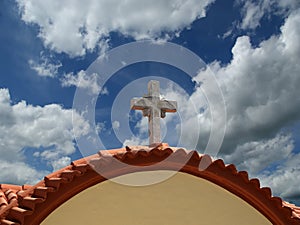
left=131, top=80, right=177, bottom=146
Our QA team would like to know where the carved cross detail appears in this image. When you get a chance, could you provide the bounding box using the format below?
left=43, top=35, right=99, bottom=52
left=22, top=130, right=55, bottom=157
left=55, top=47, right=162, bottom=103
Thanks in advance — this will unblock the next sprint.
left=131, top=80, right=177, bottom=145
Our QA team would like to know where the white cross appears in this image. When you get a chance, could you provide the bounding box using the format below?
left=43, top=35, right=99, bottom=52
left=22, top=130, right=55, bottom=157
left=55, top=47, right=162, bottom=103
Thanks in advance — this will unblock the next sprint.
left=131, top=80, right=177, bottom=146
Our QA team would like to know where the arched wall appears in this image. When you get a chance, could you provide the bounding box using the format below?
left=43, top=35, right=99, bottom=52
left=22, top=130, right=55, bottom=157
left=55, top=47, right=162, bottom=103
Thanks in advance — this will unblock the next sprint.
left=41, top=171, right=272, bottom=225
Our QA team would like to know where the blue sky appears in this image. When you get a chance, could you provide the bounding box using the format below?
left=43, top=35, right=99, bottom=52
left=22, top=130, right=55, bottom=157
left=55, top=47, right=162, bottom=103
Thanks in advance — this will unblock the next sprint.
left=1, top=0, right=300, bottom=205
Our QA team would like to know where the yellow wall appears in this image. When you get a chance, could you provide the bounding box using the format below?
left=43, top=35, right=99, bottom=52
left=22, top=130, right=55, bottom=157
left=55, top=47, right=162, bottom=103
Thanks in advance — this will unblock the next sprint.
left=42, top=171, right=272, bottom=225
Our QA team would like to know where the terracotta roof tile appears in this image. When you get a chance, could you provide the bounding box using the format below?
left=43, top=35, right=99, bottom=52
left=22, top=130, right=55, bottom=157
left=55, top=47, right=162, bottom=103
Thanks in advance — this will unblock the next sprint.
left=0, top=186, right=21, bottom=224
left=0, top=145, right=299, bottom=225
left=283, top=201, right=300, bottom=219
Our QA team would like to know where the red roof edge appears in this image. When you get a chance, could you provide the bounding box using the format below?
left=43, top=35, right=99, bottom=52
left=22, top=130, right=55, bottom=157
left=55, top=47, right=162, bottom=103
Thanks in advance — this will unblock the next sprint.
left=0, top=145, right=299, bottom=225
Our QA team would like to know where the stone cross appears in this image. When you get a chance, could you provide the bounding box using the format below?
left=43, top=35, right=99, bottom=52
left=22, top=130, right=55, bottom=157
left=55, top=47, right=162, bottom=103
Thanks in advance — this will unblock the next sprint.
left=131, top=80, right=177, bottom=146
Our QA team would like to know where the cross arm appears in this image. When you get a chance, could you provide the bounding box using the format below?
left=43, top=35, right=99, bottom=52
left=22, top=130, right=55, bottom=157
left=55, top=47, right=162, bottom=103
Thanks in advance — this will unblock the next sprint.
left=159, top=100, right=177, bottom=118
left=131, top=98, right=150, bottom=110
left=131, top=98, right=152, bottom=117
left=159, top=100, right=177, bottom=112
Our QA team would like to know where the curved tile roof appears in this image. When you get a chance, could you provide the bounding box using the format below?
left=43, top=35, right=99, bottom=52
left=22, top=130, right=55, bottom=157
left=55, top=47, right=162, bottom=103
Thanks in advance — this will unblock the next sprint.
left=0, top=145, right=299, bottom=225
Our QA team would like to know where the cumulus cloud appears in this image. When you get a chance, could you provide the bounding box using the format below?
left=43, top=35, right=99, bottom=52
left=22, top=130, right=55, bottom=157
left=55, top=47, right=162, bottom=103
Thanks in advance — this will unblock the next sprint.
left=237, top=0, right=300, bottom=30
left=191, top=9, right=300, bottom=153
left=61, top=70, right=108, bottom=95
left=112, top=120, right=120, bottom=130
left=276, top=0, right=300, bottom=11
left=0, top=88, right=90, bottom=184
left=16, top=0, right=215, bottom=56
left=222, top=133, right=300, bottom=202
left=238, top=0, right=273, bottom=30
left=223, top=134, right=294, bottom=175
left=95, top=122, right=107, bottom=135
left=0, top=160, right=48, bottom=185
left=259, top=152, right=300, bottom=200
left=28, top=53, right=62, bottom=77
left=51, top=156, right=72, bottom=171
left=123, top=135, right=148, bottom=147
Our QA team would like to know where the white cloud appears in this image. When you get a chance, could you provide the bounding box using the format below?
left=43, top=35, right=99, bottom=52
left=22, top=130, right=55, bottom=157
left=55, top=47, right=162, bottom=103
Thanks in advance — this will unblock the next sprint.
left=61, top=70, right=108, bottom=95
left=123, top=136, right=148, bottom=147
left=239, top=0, right=272, bottom=30
left=221, top=133, right=300, bottom=201
left=237, top=0, right=300, bottom=30
left=134, top=116, right=148, bottom=135
left=259, top=153, right=300, bottom=200
left=112, top=120, right=120, bottom=130
left=276, top=0, right=300, bottom=11
left=51, top=156, right=72, bottom=171
left=16, top=0, right=215, bottom=56
left=28, top=53, right=62, bottom=77
left=189, top=9, right=300, bottom=153
left=223, top=134, right=294, bottom=175
left=161, top=84, right=208, bottom=149
left=0, top=160, right=48, bottom=185
left=95, top=122, right=106, bottom=135
left=0, top=88, right=90, bottom=184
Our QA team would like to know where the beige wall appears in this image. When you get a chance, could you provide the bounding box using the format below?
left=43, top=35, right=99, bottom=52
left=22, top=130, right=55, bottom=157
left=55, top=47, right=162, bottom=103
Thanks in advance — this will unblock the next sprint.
left=42, top=171, right=272, bottom=225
